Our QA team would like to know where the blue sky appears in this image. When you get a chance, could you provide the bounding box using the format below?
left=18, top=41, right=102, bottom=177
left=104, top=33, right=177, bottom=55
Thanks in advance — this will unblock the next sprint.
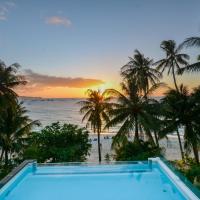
left=0, top=0, right=200, bottom=97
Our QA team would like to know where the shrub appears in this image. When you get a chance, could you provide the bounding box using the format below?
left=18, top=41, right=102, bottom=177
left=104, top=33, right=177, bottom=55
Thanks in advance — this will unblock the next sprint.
left=0, top=164, right=13, bottom=179
left=171, top=158, right=200, bottom=189
left=104, top=153, right=111, bottom=162
left=114, top=141, right=162, bottom=161
left=23, top=122, right=91, bottom=163
left=185, top=165, right=200, bottom=186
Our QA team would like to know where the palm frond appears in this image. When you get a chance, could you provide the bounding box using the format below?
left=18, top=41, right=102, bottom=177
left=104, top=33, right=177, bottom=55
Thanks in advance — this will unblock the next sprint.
left=179, top=62, right=200, bottom=73
left=181, top=37, right=200, bottom=48
left=144, top=82, right=167, bottom=97
left=111, top=118, right=133, bottom=149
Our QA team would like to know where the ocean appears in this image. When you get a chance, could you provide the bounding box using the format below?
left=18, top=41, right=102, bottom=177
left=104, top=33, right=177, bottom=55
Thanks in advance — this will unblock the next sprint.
left=20, top=97, right=121, bottom=134
left=19, top=97, right=184, bottom=161
left=20, top=97, right=184, bottom=135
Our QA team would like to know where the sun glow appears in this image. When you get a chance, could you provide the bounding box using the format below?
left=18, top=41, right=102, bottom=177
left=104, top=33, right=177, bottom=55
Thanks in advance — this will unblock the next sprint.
left=89, top=81, right=117, bottom=92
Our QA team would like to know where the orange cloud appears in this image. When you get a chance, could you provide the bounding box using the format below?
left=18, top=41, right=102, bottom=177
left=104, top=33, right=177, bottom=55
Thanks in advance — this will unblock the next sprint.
left=17, top=87, right=87, bottom=98
left=45, top=16, right=71, bottom=27
left=24, top=69, right=104, bottom=88
left=16, top=69, right=104, bottom=97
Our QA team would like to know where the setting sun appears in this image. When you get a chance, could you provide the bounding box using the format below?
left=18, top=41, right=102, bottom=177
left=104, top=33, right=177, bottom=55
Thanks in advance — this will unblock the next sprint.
left=89, top=81, right=117, bottom=91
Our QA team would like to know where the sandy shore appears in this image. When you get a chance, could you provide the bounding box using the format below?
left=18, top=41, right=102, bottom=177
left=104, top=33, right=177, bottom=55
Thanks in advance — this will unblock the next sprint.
left=87, top=134, right=185, bottom=162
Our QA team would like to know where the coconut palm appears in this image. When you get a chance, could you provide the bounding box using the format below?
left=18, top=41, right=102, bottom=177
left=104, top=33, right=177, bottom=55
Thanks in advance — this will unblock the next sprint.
left=105, top=79, right=162, bottom=148
left=121, top=50, right=162, bottom=95
left=160, top=86, right=186, bottom=160
left=161, top=85, right=200, bottom=163
left=180, top=37, right=200, bottom=72
left=0, top=61, right=26, bottom=97
left=78, top=89, right=112, bottom=162
left=154, top=40, right=189, bottom=91
left=189, top=86, right=200, bottom=163
left=0, top=98, right=40, bottom=165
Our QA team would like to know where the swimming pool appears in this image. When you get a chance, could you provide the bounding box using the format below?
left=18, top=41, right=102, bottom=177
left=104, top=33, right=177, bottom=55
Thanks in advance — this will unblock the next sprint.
left=0, top=158, right=199, bottom=200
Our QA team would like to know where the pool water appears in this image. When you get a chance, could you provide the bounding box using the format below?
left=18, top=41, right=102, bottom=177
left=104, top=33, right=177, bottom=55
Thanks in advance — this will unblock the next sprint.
left=0, top=160, right=198, bottom=200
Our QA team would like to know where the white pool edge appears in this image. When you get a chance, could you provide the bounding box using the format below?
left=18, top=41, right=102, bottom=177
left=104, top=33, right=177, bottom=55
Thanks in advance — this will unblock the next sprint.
left=149, top=157, right=199, bottom=200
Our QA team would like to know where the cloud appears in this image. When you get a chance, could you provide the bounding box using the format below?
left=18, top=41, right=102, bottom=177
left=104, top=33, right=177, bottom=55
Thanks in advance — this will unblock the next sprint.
left=5, top=1, right=15, bottom=7
left=45, top=16, right=71, bottom=27
left=23, top=69, right=104, bottom=89
left=0, top=1, right=15, bottom=21
left=0, top=6, right=8, bottom=20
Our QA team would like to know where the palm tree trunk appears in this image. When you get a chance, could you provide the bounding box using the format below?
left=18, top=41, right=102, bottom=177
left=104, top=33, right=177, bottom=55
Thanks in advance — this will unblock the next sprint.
left=134, top=116, right=139, bottom=143
left=146, top=129, right=156, bottom=146
left=97, top=129, right=101, bottom=162
left=176, top=129, right=184, bottom=160
left=172, top=67, right=179, bottom=91
left=192, top=143, right=199, bottom=164
left=0, top=149, right=4, bottom=161
left=154, top=132, right=159, bottom=147
left=5, top=149, right=8, bottom=166
left=185, top=125, right=199, bottom=164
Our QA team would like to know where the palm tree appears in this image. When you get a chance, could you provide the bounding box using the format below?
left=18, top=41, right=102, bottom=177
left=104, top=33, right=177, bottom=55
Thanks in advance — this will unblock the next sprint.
left=0, top=98, right=40, bottom=165
left=78, top=89, right=112, bottom=162
left=154, top=40, right=189, bottom=91
left=121, top=50, right=162, bottom=95
left=180, top=37, right=200, bottom=72
left=189, top=86, right=200, bottom=164
left=161, top=85, right=200, bottom=163
left=105, top=79, right=162, bottom=148
left=0, top=61, right=26, bottom=97
left=160, top=86, right=186, bottom=160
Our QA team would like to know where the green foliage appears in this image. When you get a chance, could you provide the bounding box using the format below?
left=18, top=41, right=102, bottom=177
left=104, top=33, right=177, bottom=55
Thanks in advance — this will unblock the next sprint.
left=23, top=122, right=91, bottom=163
left=185, top=165, right=200, bottom=185
left=0, top=98, right=40, bottom=165
left=105, top=79, right=161, bottom=148
left=154, top=40, right=189, bottom=91
left=121, top=49, right=162, bottom=95
left=0, top=165, right=13, bottom=180
left=177, top=37, right=200, bottom=73
left=114, top=141, right=162, bottom=161
left=160, top=85, right=200, bottom=163
left=172, top=159, right=200, bottom=189
left=0, top=60, right=38, bottom=166
left=0, top=60, right=26, bottom=97
left=104, top=153, right=111, bottom=162
left=78, top=89, right=113, bottom=162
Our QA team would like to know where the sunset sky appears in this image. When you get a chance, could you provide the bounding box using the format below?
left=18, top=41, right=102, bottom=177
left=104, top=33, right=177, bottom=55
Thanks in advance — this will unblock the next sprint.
left=1, top=0, right=200, bottom=97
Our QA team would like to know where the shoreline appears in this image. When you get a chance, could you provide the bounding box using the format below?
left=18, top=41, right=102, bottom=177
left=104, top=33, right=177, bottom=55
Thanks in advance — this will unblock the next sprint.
left=87, top=134, right=184, bottom=162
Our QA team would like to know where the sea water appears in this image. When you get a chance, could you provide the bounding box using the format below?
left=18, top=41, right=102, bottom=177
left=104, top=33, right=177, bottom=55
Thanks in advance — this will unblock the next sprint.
left=20, top=97, right=184, bottom=161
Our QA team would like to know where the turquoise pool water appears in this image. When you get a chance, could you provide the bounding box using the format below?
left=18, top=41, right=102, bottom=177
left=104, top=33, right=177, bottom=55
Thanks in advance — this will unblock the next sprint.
left=0, top=161, right=198, bottom=200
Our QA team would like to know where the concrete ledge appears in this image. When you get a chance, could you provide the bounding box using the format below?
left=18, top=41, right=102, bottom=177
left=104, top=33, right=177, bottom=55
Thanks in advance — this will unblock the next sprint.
left=0, top=160, right=36, bottom=188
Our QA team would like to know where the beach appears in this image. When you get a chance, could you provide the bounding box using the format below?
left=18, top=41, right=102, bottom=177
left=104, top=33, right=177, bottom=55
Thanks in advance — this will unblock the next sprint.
left=87, top=134, right=184, bottom=162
